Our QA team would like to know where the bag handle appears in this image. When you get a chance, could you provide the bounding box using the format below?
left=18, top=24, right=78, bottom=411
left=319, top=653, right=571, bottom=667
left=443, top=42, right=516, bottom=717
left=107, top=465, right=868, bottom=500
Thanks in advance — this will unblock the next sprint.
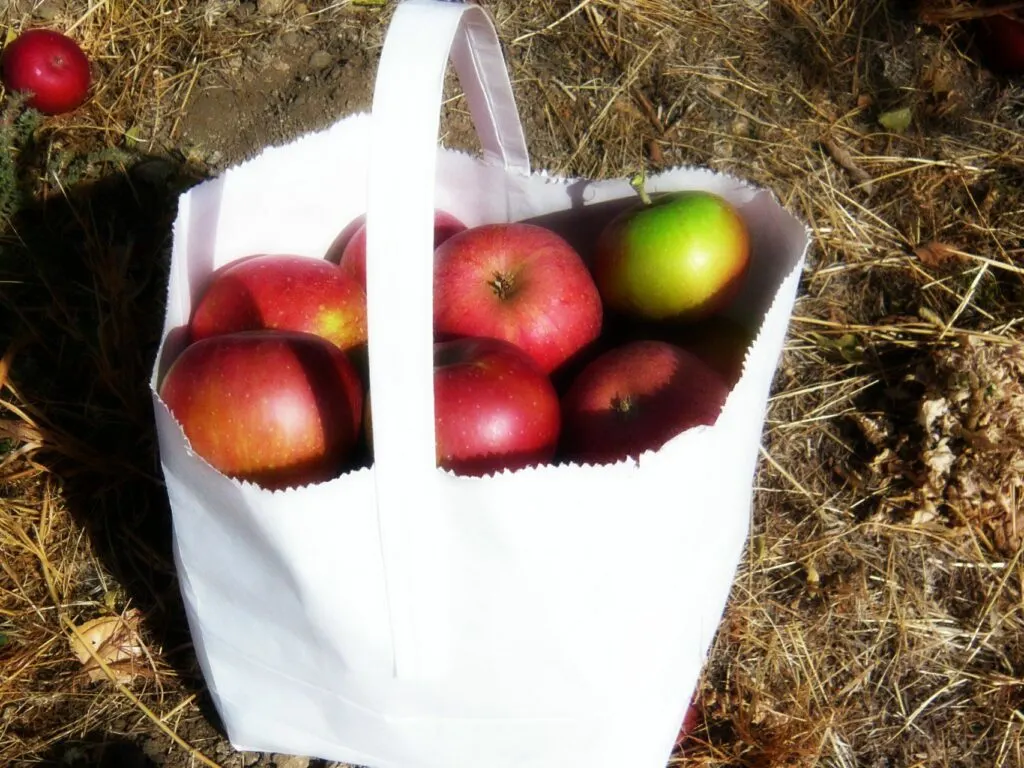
left=364, top=0, right=531, bottom=679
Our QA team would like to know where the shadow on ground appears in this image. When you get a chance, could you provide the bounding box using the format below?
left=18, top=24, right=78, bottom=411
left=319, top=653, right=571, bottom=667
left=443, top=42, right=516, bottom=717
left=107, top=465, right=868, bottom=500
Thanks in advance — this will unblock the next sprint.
left=38, top=733, right=158, bottom=768
left=0, top=151, right=229, bottom=743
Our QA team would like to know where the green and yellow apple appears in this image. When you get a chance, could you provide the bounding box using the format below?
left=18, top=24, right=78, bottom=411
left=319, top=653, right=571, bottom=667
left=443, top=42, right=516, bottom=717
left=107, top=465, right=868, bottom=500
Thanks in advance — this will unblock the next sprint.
left=592, top=177, right=751, bottom=323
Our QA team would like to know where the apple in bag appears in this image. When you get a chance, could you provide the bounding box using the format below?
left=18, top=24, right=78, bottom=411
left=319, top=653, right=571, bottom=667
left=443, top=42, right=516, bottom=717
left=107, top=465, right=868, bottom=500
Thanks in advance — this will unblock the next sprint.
left=433, top=222, right=603, bottom=374
left=189, top=253, right=367, bottom=355
left=159, top=330, right=364, bottom=490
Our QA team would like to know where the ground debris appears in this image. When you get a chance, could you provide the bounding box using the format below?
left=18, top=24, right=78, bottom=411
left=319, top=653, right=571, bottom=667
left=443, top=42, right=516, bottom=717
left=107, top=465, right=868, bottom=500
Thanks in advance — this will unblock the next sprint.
left=68, top=609, right=148, bottom=685
left=820, top=132, right=874, bottom=195
left=914, top=241, right=966, bottom=268
left=853, top=335, right=1024, bottom=554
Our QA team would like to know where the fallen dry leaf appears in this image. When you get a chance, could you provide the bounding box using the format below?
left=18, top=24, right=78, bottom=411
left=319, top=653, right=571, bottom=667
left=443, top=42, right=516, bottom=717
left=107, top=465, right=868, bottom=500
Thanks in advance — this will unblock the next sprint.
left=911, top=503, right=940, bottom=526
left=919, top=397, right=950, bottom=433
left=849, top=412, right=891, bottom=449
left=914, top=241, right=963, bottom=267
left=647, top=138, right=664, bottom=167
left=68, top=609, right=147, bottom=684
left=879, top=106, right=913, bottom=133
left=923, top=440, right=956, bottom=479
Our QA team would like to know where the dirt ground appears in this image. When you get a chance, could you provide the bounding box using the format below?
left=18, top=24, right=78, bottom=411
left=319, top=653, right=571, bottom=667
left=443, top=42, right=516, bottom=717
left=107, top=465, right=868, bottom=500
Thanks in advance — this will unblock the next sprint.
left=2, top=0, right=1024, bottom=767
left=176, top=21, right=580, bottom=189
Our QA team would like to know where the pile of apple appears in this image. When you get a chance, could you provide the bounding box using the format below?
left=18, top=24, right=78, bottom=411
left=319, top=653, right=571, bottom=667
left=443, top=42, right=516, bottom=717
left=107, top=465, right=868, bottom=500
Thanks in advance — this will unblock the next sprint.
left=159, top=178, right=755, bottom=490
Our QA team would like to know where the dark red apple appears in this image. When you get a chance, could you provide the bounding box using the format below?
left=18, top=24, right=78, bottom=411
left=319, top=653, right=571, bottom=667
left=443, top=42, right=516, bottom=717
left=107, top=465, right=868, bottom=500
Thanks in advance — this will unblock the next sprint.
left=326, top=209, right=467, bottom=285
left=1, top=29, right=90, bottom=115
left=433, top=222, right=603, bottom=374
left=159, top=331, right=364, bottom=490
left=674, top=701, right=702, bottom=752
left=189, top=254, right=367, bottom=354
left=977, top=11, right=1024, bottom=75
left=560, top=340, right=729, bottom=465
left=433, top=337, right=561, bottom=476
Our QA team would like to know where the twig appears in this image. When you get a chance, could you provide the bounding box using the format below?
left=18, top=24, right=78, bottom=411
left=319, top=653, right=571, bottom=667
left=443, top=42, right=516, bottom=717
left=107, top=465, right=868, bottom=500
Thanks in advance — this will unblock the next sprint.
left=921, top=2, right=1024, bottom=23
left=512, top=0, right=596, bottom=44
left=821, top=133, right=874, bottom=195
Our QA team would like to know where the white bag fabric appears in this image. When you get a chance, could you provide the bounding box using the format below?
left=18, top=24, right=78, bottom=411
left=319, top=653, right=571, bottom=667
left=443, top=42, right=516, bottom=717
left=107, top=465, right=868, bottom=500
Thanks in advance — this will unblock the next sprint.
left=149, top=1, right=810, bottom=766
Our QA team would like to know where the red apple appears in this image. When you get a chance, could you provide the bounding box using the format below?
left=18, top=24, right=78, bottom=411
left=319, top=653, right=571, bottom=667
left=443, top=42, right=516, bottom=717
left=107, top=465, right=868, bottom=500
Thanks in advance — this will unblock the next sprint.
left=189, top=254, right=367, bottom=354
left=326, top=209, right=467, bottom=285
left=674, top=701, right=702, bottom=752
left=1, top=29, right=90, bottom=115
left=363, top=338, right=561, bottom=475
left=433, top=337, right=561, bottom=476
left=433, top=222, right=603, bottom=374
left=593, top=183, right=750, bottom=323
left=977, top=11, right=1024, bottom=75
left=159, top=331, right=363, bottom=490
left=560, top=340, right=729, bottom=465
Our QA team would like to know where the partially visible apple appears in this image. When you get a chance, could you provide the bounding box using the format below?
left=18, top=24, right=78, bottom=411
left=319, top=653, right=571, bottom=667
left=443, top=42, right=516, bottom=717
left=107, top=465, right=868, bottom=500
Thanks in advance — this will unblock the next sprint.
left=433, top=337, right=561, bottom=476
left=159, top=330, right=364, bottom=490
left=363, top=337, right=561, bottom=476
left=1, top=28, right=91, bottom=115
left=433, top=222, right=603, bottom=374
left=327, top=209, right=467, bottom=286
left=593, top=178, right=750, bottom=323
left=976, top=11, right=1024, bottom=75
left=189, top=254, right=367, bottom=355
left=674, top=700, right=702, bottom=752
left=560, top=340, right=729, bottom=465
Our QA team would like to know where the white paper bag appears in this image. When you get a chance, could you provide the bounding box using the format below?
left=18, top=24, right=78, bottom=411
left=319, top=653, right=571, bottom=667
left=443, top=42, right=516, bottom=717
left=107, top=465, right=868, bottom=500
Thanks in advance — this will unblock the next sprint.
left=149, top=1, right=810, bottom=766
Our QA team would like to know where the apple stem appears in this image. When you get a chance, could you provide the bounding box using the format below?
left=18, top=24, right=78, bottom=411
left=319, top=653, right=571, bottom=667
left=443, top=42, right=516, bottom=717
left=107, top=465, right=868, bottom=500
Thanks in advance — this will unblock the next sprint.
left=629, top=171, right=653, bottom=206
left=489, top=273, right=515, bottom=301
left=611, top=394, right=634, bottom=414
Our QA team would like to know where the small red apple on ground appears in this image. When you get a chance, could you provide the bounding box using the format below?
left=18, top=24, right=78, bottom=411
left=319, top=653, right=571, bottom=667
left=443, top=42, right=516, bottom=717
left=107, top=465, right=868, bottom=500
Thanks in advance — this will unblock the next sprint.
left=433, top=222, right=603, bottom=374
left=159, top=330, right=364, bottom=490
left=976, top=11, right=1024, bottom=75
left=189, top=254, right=367, bottom=354
left=327, top=209, right=467, bottom=286
left=430, top=337, right=561, bottom=476
left=560, top=340, right=730, bottom=465
left=1, top=29, right=91, bottom=115
left=593, top=176, right=750, bottom=323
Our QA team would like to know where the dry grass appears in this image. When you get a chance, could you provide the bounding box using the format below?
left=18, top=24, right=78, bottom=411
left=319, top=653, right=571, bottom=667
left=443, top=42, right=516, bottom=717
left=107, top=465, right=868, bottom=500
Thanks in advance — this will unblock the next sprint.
left=3, top=0, right=1024, bottom=766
